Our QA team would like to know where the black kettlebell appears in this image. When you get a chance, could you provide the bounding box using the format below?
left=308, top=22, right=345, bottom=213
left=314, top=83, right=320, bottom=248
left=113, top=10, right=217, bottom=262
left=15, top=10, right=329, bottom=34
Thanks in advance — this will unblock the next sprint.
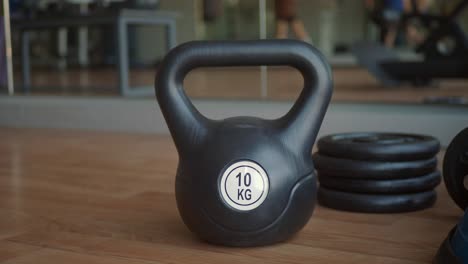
left=155, top=40, right=333, bottom=246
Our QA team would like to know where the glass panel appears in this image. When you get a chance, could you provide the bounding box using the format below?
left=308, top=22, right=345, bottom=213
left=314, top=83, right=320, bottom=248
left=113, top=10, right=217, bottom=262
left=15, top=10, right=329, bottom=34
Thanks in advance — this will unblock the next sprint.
left=273, top=0, right=468, bottom=105
left=188, top=0, right=263, bottom=99
left=3, top=0, right=467, bottom=106
left=199, top=0, right=260, bottom=40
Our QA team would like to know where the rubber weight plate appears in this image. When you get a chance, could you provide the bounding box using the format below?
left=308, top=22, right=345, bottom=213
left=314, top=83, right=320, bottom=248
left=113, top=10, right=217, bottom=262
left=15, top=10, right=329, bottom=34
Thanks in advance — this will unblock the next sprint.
left=318, top=170, right=441, bottom=194
left=313, top=153, right=438, bottom=180
left=317, top=132, right=440, bottom=161
left=318, top=187, right=437, bottom=213
left=443, top=127, right=468, bottom=210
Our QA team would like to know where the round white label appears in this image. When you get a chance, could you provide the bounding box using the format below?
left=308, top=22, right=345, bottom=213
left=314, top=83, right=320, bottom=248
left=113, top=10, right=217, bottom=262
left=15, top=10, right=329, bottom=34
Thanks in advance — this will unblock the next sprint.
left=219, top=161, right=269, bottom=211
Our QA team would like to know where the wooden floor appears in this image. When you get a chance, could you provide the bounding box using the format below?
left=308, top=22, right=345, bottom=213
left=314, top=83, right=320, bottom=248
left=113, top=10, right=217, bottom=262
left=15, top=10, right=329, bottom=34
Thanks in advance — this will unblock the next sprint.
left=10, top=67, right=468, bottom=104
left=0, top=128, right=463, bottom=264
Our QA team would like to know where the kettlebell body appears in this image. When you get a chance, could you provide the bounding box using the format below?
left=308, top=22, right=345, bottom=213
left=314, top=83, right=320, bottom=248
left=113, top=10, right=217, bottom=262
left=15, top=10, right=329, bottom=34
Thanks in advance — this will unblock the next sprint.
left=156, top=40, right=332, bottom=246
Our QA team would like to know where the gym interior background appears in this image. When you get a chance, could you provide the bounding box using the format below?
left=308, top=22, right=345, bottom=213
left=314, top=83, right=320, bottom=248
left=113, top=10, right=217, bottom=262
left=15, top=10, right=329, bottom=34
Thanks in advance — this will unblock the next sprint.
left=1, top=0, right=468, bottom=263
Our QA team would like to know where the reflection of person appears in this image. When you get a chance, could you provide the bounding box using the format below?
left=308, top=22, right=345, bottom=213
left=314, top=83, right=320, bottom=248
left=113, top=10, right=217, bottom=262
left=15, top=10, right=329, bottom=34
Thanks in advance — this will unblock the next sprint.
left=275, top=0, right=311, bottom=42
left=366, top=0, right=431, bottom=47
left=366, top=0, right=405, bottom=47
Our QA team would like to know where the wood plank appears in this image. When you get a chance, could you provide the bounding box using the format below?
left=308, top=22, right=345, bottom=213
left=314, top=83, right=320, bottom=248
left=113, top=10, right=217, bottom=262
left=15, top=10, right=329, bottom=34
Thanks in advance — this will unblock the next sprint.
left=1, top=248, right=161, bottom=264
left=0, top=128, right=462, bottom=263
left=0, top=241, right=40, bottom=262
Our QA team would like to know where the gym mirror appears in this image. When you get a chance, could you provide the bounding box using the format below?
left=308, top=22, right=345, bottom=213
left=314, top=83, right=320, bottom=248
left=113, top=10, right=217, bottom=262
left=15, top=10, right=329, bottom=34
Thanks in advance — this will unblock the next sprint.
left=1, top=0, right=467, bottom=106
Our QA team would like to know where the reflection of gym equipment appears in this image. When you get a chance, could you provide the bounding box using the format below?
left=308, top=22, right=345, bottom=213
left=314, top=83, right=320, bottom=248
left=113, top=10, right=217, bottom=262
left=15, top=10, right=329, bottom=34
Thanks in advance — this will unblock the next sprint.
left=354, top=0, right=468, bottom=86
left=12, top=0, right=174, bottom=96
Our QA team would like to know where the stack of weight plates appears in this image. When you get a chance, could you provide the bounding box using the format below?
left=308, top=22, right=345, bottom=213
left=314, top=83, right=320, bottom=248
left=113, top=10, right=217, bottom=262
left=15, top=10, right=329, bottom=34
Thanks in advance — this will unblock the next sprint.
left=313, top=132, right=441, bottom=213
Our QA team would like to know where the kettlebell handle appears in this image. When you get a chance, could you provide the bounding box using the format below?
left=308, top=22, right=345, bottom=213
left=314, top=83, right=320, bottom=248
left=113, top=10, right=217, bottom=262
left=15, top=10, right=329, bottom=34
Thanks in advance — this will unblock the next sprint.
left=156, top=40, right=333, bottom=153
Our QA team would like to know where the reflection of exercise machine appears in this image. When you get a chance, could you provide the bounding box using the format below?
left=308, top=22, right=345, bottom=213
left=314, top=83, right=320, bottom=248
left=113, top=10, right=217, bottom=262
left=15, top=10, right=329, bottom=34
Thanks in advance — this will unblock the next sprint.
left=12, top=0, right=173, bottom=96
left=354, top=0, right=468, bottom=86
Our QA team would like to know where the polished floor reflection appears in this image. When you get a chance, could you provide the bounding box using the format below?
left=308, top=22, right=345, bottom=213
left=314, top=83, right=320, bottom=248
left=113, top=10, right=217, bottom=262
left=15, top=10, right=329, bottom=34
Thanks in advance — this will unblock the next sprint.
left=0, top=128, right=461, bottom=263
left=8, top=67, right=468, bottom=104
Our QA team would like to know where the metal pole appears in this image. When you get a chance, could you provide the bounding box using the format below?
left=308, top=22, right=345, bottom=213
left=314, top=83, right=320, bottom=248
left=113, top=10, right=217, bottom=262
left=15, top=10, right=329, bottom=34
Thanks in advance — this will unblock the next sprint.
left=3, top=0, right=14, bottom=95
left=259, top=0, right=267, bottom=39
left=259, top=0, right=267, bottom=99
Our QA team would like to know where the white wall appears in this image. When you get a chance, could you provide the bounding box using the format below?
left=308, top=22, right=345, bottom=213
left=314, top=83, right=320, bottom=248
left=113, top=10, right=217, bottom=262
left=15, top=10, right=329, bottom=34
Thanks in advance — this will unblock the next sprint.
left=1, top=96, right=467, bottom=146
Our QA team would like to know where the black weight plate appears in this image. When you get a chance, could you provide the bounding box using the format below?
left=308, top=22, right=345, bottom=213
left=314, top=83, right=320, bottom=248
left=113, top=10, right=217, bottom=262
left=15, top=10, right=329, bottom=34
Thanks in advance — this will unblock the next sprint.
left=318, top=187, right=437, bottom=213
left=433, top=228, right=462, bottom=264
left=443, top=127, right=468, bottom=210
left=313, top=153, right=438, bottom=180
left=317, top=132, right=440, bottom=161
left=318, top=170, right=441, bottom=194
